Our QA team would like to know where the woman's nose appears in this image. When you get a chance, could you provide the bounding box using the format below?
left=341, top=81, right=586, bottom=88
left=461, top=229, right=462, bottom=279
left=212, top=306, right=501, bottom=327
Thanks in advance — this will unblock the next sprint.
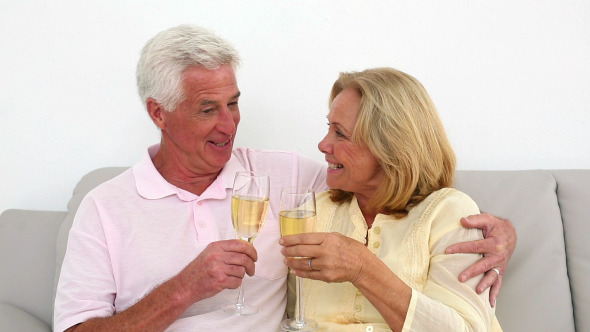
left=318, top=134, right=331, bottom=154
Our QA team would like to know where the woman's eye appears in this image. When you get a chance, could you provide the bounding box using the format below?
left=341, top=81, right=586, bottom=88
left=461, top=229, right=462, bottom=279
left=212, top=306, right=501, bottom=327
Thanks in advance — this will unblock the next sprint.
left=327, top=122, right=346, bottom=138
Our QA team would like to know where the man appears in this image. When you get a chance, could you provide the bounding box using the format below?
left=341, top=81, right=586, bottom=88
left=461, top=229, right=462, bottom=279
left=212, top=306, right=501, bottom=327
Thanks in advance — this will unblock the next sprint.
left=54, top=24, right=515, bottom=332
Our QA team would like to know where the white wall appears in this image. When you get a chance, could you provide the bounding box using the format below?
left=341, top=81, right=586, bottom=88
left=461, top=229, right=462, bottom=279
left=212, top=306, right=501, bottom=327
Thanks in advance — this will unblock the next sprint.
left=2, top=0, right=589, bottom=213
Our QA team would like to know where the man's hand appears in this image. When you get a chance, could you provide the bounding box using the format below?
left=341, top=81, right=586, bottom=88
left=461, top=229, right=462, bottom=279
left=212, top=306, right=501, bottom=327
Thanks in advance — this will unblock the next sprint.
left=181, top=239, right=258, bottom=303
left=445, top=213, right=517, bottom=307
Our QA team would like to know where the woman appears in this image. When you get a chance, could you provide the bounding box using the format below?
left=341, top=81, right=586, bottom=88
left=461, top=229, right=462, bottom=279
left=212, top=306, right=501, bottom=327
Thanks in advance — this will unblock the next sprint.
left=280, top=67, right=502, bottom=331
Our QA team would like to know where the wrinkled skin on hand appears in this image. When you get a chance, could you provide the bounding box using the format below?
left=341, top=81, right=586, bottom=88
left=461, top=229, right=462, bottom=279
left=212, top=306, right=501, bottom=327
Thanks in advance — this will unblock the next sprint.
left=445, top=213, right=517, bottom=307
left=180, top=239, right=258, bottom=302
left=280, top=232, right=370, bottom=284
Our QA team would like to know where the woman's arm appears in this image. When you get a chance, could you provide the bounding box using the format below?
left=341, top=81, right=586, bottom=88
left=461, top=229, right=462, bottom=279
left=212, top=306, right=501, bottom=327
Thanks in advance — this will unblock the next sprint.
left=445, top=213, right=516, bottom=306
left=281, top=232, right=412, bottom=331
left=281, top=228, right=493, bottom=331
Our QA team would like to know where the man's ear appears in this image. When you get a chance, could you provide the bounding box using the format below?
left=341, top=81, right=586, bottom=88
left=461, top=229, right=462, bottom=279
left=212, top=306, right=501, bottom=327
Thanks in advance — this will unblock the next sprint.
left=146, top=98, right=166, bottom=129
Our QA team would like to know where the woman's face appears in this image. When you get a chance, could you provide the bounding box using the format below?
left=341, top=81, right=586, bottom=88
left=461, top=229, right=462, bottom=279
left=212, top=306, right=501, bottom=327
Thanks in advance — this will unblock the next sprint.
left=318, top=88, right=385, bottom=199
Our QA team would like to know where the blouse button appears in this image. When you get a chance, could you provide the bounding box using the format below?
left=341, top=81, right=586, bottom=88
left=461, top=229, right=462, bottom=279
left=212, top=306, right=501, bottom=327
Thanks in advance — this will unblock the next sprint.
left=373, top=226, right=381, bottom=234
left=372, top=241, right=380, bottom=249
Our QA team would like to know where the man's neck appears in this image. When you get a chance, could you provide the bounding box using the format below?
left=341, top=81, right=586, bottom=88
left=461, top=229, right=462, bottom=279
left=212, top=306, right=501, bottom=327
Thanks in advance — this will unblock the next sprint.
left=152, top=150, right=221, bottom=196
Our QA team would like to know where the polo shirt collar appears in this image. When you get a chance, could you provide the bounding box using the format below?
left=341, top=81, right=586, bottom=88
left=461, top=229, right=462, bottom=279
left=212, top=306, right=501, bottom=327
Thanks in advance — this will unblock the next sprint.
left=133, top=144, right=247, bottom=201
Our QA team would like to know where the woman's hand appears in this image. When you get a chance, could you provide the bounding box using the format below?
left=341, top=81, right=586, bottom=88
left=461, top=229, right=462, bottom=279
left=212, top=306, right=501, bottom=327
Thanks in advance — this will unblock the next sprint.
left=279, top=232, right=370, bottom=284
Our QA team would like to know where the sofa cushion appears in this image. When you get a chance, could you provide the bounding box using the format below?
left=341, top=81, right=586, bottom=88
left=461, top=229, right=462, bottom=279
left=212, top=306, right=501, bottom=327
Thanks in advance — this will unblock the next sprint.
left=551, top=169, right=590, bottom=332
left=0, top=209, right=66, bottom=327
left=53, top=167, right=128, bottom=310
left=0, top=303, right=51, bottom=332
left=454, top=170, right=575, bottom=332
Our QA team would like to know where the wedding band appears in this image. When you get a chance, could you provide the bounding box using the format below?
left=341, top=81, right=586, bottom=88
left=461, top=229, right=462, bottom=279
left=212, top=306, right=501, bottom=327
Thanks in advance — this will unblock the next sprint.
left=308, top=258, right=313, bottom=269
left=491, top=268, right=501, bottom=276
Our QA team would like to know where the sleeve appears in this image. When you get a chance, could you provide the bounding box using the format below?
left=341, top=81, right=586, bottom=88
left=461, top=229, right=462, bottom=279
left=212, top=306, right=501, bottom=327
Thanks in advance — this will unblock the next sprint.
left=53, top=195, right=116, bottom=332
left=402, top=191, right=498, bottom=332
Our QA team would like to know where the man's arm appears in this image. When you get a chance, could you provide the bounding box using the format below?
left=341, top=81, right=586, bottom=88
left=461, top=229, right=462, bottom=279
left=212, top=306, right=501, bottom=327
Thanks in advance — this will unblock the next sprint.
left=61, top=240, right=257, bottom=332
left=64, top=275, right=194, bottom=332
left=445, top=213, right=517, bottom=307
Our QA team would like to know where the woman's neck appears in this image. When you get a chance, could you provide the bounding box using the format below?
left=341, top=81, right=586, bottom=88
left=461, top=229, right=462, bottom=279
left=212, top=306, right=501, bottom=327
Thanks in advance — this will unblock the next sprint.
left=356, top=194, right=377, bottom=229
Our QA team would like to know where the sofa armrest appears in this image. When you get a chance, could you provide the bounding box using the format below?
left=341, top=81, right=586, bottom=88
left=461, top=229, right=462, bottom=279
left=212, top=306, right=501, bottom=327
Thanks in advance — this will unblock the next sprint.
left=0, top=209, right=67, bottom=327
left=0, top=302, right=51, bottom=332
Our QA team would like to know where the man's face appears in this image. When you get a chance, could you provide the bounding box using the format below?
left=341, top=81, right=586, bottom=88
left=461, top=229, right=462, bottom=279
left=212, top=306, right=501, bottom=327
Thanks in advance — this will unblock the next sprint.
left=156, top=64, right=241, bottom=176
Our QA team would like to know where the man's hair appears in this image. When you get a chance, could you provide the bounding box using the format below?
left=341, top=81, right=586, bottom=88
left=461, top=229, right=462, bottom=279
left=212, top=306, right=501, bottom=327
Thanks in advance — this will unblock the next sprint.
left=136, top=24, right=240, bottom=111
left=328, top=67, right=456, bottom=218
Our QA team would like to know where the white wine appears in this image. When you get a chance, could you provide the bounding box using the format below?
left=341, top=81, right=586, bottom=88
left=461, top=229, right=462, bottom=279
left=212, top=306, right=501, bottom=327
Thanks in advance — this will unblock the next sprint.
left=232, top=195, right=269, bottom=242
left=279, top=210, right=316, bottom=236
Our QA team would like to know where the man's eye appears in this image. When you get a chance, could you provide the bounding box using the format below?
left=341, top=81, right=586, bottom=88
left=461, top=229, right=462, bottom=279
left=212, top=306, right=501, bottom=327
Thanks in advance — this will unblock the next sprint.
left=228, top=101, right=238, bottom=107
left=202, top=108, right=214, bottom=114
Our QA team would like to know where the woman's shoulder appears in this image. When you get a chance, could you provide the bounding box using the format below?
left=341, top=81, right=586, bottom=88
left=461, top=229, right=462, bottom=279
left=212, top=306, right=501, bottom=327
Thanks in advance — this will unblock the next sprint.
left=424, top=188, right=478, bottom=211
left=416, top=188, right=480, bottom=230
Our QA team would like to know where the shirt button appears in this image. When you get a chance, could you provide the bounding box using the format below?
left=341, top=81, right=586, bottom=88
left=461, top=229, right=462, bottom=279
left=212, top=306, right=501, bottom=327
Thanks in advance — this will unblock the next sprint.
left=198, top=223, right=206, bottom=228
left=356, top=289, right=362, bottom=296
left=366, top=326, right=374, bottom=332
left=372, top=241, right=380, bottom=249
left=354, top=304, right=361, bottom=312
left=373, top=226, right=381, bottom=234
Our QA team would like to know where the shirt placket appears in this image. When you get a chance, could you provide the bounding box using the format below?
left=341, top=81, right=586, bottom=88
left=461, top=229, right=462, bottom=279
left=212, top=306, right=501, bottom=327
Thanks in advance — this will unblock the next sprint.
left=193, top=199, right=219, bottom=243
left=354, top=223, right=383, bottom=324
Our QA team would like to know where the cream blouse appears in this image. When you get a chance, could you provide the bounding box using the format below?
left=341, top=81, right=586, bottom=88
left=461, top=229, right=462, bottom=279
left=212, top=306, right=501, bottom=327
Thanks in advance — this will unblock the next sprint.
left=287, top=188, right=502, bottom=332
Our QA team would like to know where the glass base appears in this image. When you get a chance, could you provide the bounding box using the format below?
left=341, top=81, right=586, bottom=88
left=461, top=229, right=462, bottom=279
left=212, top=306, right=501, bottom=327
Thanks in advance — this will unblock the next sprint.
left=222, top=303, right=258, bottom=316
left=280, top=318, right=318, bottom=331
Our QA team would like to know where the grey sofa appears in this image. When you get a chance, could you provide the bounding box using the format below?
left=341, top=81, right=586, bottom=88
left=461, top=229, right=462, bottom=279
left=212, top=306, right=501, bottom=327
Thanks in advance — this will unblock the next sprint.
left=1, top=168, right=589, bottom=332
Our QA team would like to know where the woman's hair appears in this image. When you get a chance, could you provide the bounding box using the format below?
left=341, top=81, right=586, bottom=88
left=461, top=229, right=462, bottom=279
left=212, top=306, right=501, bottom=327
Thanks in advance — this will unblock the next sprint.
left=328, top=67, right=456, bottom=218
left=136, top=24, right=240, bottom=112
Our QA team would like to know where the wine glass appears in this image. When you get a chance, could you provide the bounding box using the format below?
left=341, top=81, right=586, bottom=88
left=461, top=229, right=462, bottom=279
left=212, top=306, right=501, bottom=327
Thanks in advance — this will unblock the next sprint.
left=222, top=171, right=270, bottom=316
left=279, top=187, right=318, bottom=331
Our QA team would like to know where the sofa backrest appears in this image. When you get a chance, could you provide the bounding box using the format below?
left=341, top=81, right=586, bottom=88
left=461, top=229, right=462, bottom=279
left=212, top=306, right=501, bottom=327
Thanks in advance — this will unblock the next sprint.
left=454, top=170, right=577, bottom=332
left=549, top=170, right=590, bottom=332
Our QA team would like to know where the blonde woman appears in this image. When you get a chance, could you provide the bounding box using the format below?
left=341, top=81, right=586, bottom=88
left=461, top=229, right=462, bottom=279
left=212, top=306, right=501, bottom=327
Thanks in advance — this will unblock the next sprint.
left=281, top=68, right=502, bottom=331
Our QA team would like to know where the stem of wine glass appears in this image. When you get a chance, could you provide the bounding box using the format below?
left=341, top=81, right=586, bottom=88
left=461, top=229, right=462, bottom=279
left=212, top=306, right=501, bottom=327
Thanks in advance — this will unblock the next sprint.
left=295, top=275, right=305, bottom=327
left=234, top=236, right=254, bottom=310
left=235, top=284, right=245, bottom=309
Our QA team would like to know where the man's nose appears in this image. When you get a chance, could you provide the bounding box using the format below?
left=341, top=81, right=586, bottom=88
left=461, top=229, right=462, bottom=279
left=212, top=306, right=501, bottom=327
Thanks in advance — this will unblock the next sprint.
left=217, top=108, right=237, bottom=134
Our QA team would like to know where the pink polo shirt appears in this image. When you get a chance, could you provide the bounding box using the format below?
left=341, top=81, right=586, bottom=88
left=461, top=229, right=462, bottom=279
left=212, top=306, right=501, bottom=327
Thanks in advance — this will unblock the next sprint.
left=54, top=145, right=327, bottom=332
